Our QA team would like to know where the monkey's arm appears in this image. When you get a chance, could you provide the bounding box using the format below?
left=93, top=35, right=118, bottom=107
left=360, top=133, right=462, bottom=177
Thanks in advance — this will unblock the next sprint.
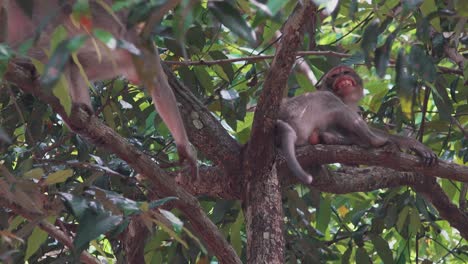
left=371, top=127, right=437, bottom=166
left=276, top=120, right=313, bottom=184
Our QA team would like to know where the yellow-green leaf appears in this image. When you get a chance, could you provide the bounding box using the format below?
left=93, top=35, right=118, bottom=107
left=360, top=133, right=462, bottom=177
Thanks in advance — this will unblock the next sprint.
left=45, top=169, right=74, bottom=185
left=25, top=226, right=48, bottom=261
left=23, top=168, right=44, bottom=179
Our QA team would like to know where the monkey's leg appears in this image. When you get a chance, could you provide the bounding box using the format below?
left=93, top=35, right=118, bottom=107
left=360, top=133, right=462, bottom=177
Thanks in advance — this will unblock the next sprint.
left=332, top=110, right=388, bottom=147
left=276, top=120, right=313, bottom=184
left=320, top=131, right=354, bottom=145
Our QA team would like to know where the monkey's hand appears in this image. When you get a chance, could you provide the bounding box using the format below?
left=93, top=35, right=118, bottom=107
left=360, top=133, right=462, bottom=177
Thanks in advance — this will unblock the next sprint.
left=177, top=143, right=198, bottom=180
left=387, top=134, right=438, bottom=166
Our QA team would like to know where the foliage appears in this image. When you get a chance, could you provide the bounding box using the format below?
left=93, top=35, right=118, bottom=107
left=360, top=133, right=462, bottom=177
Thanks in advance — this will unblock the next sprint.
left=0, top=0, right=467, bottom=263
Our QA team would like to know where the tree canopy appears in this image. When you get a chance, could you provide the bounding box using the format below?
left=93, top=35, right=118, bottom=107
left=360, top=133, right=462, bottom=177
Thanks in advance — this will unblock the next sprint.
left=0, top=0, right=467, bottom=263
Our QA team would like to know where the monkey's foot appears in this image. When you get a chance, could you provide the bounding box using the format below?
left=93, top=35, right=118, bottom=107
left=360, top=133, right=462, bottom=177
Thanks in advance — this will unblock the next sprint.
left=370, top=135, right=388, bottom=147
left=411, top=146, right=438, bottom=167
left=296, top=172, right=313, bottom=185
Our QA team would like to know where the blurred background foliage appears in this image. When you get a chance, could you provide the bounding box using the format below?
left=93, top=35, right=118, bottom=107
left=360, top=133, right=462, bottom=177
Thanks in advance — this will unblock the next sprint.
left=0, top=0, right=467, bottom=263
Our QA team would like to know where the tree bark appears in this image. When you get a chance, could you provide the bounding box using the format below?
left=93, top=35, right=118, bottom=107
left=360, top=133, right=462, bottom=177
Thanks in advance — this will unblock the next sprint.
left=243, top=2, right=317, bottom=263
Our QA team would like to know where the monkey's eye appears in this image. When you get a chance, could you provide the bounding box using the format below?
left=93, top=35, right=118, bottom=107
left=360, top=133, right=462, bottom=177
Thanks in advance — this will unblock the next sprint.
left=343, top=70, right=350, bottom=74
left=331, top=74, right=338, bottom=78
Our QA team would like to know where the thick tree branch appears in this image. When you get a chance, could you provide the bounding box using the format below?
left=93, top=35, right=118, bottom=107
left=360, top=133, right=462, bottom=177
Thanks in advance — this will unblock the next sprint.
left=5, top=63, right=241, bottom=264
left=172, top=166, right=239, bottom=199
left=163, top=64, right=243, bottom=182
left=284, top=165, right=468, bottom=240
left=413, top=177, right=468, bottom=240
left=283, top=144, right=468, bottom=183
left=243, top=2, right=317, bottom=264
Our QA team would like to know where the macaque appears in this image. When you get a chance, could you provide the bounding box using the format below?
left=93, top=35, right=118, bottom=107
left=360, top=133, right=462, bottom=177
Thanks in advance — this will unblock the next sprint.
left=277, top=91, right=388, bottom=184
left=2, top=0, right=197, bottom=175
left=317, top=65, right=437, bottom=166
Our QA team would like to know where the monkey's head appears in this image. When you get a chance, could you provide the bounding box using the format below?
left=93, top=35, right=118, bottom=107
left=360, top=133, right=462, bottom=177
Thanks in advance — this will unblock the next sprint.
left=318, top=65, right=364, bottom=107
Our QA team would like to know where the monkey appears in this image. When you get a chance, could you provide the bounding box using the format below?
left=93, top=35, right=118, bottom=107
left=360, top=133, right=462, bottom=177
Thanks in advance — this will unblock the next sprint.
left=316, top=65, right=437, bottom=166
left=2, top=0, right=197, bottom=176
left=277, top=91, right=389, bottom=184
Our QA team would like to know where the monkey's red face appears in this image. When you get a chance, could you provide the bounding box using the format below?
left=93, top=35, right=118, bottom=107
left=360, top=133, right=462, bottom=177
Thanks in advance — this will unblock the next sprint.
left=321, top=66, right=364, bottom=106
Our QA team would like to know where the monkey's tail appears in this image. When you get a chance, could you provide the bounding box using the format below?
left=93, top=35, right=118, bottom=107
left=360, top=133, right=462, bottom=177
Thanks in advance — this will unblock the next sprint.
left=276, top=120, right=313, bottom=184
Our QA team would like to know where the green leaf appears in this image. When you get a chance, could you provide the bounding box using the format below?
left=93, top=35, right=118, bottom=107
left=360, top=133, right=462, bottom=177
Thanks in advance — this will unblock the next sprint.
left=0, top=44, right=14, bottom=79
left=23, top=168, right=44, bottom=179
left=375, top=32, right=396, bottom=78
left=408, top=208, right=421, bottom=235
left=408, top=45, right=437, bottom=82
left=361, top=19, right=380, bottom=67
left=455, top=0, right=468, bottom=16
left=355, top=247, right=372, bottom=264
left=193, top=67, right=214, bottom=94
left=50, top=26, right=68, bottom=53
left=40, top=36, right=88, bottom=90
left=341, top=246, right=352, bottom=264
left=316, top=195, right=332, bottom=233
left=349, top=0, right=358, bottom=19
left=212, top=200, right=236, bottom=224
left=395, top=49, right=416, bottom=119
left=24, top=216, right=56, bottom=262
left=126, top=1, right=167, bottom=28
left=208, top=1, right=256, bottom=45
left=231, top=210, right=244, bottom=256
left=60, top=193, right=89, bottom=218
left=312, top=0, right=339, bottom=14
left=419, top=0, right=442, bottom=32
left=402, top=0, right=423, bottom=11
left=396, top=206, right=410, bottom=233
left=74, top=209, right=122, bottom=251
left=431, top=77, right=454, bottom=120
left=31, top=58, right=71, bottom=116
left=25, top=226, right=48, bottom=261
left=93, top=29, right=117, bottom=49
left=153, top=217, right=188, bottom=249
left=370, top=234, right=394, bottom=264
left=415, top=194, right=431, bottom=221
left=45, top=169, right=74, bottom=185
left=55, top=76, right=73, bottom=116
left=186, top=25, right=206, bottom=50
left=267, top=0, right=287, bottom=16
left=209, top=50, right=235, bottom=81
left=103, top=105, right=116, bottom=129
left=159, top=209, right=183, bottom=233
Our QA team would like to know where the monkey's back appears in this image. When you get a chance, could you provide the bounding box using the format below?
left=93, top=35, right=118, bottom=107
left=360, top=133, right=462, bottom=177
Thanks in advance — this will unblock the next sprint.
left=279, top=91, right=347, bottom=145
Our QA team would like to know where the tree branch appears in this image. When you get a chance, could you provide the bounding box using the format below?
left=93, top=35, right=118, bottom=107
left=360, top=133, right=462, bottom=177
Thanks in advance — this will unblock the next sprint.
left=243, top=2, right=317, bottom=263
left=284, top=144, right=468, bottom=183
left=163, top=64, right=243, bottom=176
left=165, top=50, right=350, bottom=66
left=0, top=196, right=99, bottom=264
left=5, top=62, right=241, bottom=264
left=413, top=177, right=468, bottom=240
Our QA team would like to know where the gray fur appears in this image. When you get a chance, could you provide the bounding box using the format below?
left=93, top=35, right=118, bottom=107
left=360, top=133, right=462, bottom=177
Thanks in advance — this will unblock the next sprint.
left=277, top=91, right=387, bottom=184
